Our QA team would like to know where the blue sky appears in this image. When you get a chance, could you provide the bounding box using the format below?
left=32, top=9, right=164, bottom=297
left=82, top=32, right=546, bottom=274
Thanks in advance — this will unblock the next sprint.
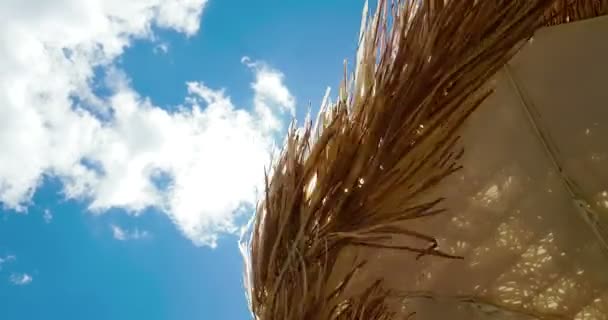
left=0, top=1, right=366, bottom=319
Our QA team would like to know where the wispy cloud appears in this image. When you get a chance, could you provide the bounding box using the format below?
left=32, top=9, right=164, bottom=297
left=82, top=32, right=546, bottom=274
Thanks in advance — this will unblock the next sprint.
left=111, top=225, right=150, bottom=241
left=9, top=273, right=33, bottom=286
left=153, top=43, right=170, bottom=55
left=0, top=255, right=16, bottom=270
left=43, top=209, right=53, bottom=223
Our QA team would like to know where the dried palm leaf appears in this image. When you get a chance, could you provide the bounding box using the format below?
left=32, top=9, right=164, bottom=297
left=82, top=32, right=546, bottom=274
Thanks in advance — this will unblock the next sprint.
left=241, top=1, right=608, bottom=319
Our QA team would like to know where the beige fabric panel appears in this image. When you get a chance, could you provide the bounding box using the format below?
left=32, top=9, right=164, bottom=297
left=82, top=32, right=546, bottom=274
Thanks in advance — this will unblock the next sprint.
left=356, top=15, right=608, bottom=319
left=507, top=15, right=608, bottom=252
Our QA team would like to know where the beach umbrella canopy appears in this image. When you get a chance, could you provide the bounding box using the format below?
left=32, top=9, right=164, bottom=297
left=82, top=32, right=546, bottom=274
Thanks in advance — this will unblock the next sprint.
left=241, top=1, right=608, bottom=319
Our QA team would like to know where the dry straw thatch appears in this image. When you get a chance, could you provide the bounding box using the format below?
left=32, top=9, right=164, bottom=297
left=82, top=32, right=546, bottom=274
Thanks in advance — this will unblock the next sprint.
left=241, top=1, right=608, bottom=319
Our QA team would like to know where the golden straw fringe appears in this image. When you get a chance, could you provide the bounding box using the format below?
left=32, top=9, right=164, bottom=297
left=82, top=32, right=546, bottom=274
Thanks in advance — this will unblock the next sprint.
left=241, top=1, right=608, bottom=319
left=543, top=0, right=608, bottom=26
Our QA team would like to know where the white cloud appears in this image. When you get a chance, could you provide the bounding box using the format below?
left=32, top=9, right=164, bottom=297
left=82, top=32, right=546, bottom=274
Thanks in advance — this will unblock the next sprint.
left=43, top=209, right=53, bottom=223
left=0, top=255, right=16, bottom=270
left=155, top=0, right=207, bottom=36
left=242, top=56, right=296, bottom=131
left=0, top=0, right=208, bottom=210
left=9, top=273, right=33, bottom=286
left=0, top=0, right=294, bottom=247
left=111, top=224, right=150, bottom=241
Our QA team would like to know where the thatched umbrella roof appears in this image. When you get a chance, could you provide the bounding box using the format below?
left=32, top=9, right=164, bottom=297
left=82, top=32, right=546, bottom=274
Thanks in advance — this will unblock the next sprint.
left=241, top=1, right=608, bottom=319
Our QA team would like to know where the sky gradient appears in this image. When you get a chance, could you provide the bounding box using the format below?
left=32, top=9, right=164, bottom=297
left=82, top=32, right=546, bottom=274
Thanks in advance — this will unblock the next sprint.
left=0, top=0, right=368, bottom=319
